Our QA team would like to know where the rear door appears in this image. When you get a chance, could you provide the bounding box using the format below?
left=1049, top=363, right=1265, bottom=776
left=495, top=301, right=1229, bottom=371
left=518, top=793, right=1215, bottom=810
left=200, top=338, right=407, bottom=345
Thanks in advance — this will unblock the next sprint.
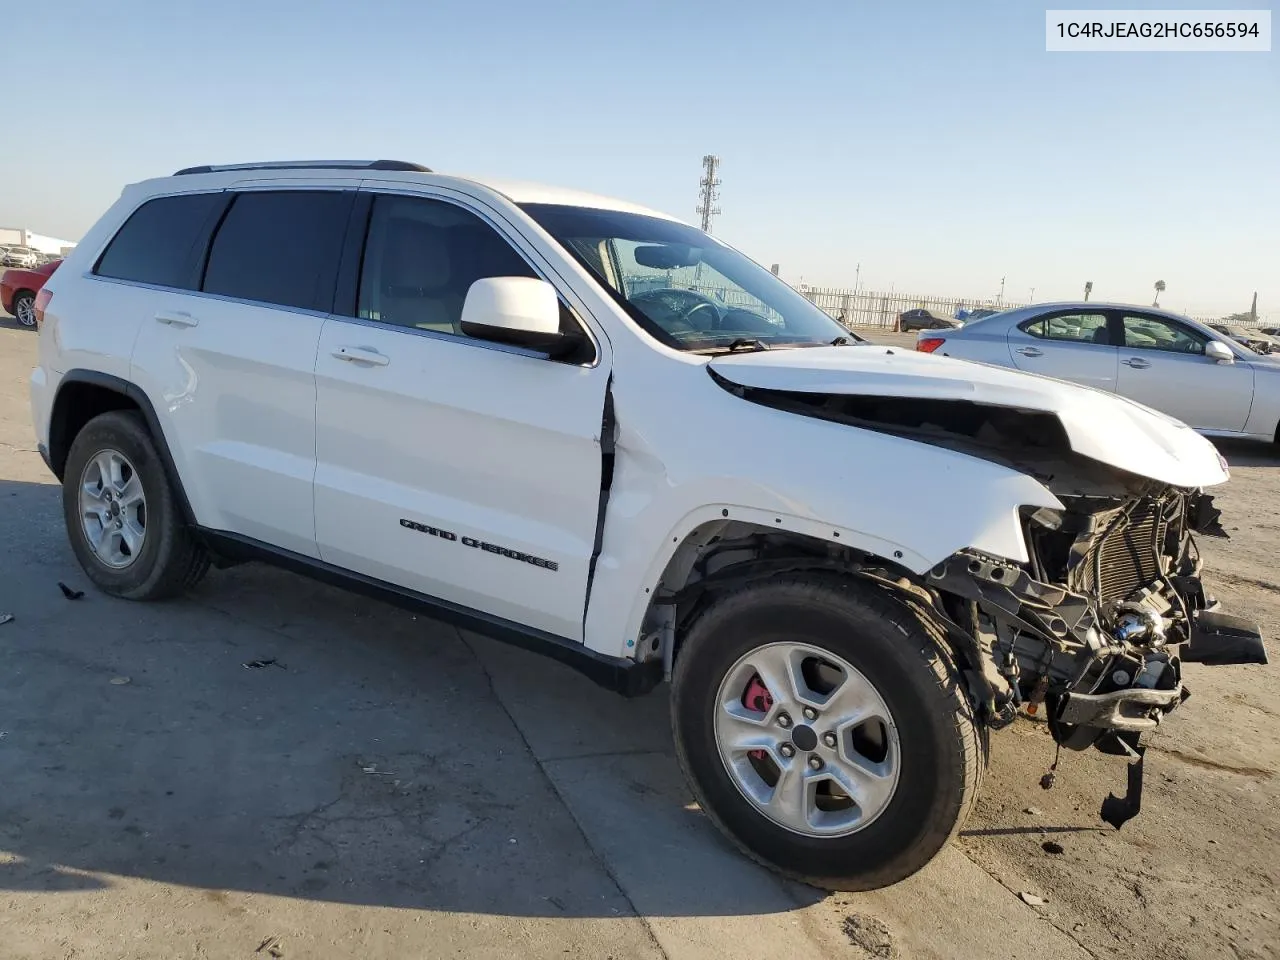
left=1005, top=309, right=1118, bottom=391
left=130, top=186, right=355, bottom=556
left=312, top=188, right=610, bottom=640
left=1115, top=312, right=1254, bottom=431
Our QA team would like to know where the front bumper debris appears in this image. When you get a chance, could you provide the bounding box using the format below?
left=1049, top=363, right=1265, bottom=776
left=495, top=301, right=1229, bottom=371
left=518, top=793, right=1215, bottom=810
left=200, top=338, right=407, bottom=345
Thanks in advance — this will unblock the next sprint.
left=1055, top=685, right=1187, bottom=733
left=1182, top=610, right=1268, bottom=666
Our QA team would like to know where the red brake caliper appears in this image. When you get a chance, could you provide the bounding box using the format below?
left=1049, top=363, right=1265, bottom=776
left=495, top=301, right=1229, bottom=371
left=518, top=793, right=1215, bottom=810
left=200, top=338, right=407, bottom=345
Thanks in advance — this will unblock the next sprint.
left=743, top=674, right=773, bottom=761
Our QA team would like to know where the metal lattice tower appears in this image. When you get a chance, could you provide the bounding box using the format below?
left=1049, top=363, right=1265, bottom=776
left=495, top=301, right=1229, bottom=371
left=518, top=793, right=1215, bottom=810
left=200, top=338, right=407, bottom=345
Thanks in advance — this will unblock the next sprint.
left=697, top=155, right=722, bottom=233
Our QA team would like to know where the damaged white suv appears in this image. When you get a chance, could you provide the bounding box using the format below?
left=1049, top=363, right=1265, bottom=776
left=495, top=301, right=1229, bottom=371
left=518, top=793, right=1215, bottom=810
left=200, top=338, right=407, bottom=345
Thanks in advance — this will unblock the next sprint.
left=30, top=160, right=1267, bottom=890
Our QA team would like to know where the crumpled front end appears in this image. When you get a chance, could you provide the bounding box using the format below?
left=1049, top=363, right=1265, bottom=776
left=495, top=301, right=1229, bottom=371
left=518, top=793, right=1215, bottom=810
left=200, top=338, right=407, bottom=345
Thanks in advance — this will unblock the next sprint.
left=704, top=356, right=1264, bottom=825
left=927, top=482, right=1265, bottom=826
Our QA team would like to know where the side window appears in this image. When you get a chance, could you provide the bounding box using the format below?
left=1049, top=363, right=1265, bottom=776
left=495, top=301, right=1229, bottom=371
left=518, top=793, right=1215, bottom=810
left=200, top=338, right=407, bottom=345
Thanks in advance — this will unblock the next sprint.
left=202, top=191, right=352, bottom=312
left=357, top=194, right=538, bottom=335
left=1122, top=314, right=1206, bottom=355
left=1022, top=312, right=1110, bottom=344
left=95, top=193, right=224, bottom=289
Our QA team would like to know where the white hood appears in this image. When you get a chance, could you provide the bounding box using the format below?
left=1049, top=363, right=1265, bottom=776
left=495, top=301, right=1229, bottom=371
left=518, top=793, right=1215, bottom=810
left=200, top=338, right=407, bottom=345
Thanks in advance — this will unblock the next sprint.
left=709, top=346, right=1229, bottom=489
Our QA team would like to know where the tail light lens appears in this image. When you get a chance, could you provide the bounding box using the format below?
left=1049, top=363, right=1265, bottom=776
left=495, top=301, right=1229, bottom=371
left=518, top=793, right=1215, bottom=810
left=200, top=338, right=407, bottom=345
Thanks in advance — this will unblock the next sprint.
left=34, top=288, right=52, bottom=328
left=917, top=337, right=945, bottom=354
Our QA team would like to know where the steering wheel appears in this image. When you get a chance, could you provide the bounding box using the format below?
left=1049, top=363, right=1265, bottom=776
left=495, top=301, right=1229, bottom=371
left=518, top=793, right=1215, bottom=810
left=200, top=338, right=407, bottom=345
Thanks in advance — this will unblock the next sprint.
left=630, top=288, right=723, bottom=333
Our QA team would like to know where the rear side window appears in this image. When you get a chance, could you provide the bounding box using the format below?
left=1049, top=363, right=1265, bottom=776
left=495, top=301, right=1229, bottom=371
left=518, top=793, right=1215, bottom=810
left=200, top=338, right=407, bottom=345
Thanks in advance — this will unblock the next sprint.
left=95, top=192, right=224, bottom=289
left=1021, top=312, right=1110, bottom=344
left=202, top=191, right=352, bottom=312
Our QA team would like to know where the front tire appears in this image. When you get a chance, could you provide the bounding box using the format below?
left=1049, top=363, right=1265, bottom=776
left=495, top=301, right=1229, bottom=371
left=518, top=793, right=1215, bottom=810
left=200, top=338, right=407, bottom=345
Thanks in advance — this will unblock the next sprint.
left=62, top=410, right=210, bottom=600
left=671, top=574, right=985, bottom=890
left=12, top=291, right=36, bottom=327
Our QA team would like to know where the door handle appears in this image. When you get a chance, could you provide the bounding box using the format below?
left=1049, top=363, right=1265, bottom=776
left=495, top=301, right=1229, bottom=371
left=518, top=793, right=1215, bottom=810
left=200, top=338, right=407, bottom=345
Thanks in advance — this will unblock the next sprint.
left=331, top=346, right=390, bottom=367
left=155, top=311, right=198, bottom=328
left=1016, top=346, right=1043, bottom=357
left=1124, top=357, right=1151, bottom=369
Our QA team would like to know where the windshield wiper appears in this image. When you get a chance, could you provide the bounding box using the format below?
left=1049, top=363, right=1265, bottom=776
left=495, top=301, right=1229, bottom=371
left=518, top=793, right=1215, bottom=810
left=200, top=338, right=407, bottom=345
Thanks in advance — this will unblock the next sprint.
left=692, top=338, right=771, bottom=355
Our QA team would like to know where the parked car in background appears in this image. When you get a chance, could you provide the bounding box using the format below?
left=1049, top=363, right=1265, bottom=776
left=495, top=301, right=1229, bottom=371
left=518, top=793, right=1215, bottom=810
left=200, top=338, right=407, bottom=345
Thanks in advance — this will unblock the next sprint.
left=1208, top=322, right=1275, bottom=354
left=897, top=307, right=957, bottom=331
left=1261, top=326, right=1280, bottom=338
left=964, top=308, right=1000, bottom=321
left=916, top=302, right=1280, bottom=442
left=3, top=246, right=40, bottom=269
left=1, top=258, right=61, bottom=327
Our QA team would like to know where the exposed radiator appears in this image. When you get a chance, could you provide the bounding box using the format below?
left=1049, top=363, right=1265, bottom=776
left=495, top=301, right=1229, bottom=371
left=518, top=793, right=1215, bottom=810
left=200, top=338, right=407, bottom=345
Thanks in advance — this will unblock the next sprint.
left=1080, top=500, right=1166, bottom=606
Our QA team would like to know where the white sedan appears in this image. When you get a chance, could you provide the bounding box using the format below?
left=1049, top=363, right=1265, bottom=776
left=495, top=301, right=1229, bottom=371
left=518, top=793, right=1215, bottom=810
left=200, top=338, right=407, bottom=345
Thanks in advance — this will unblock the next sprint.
left=916, top=302, right=1280, bottom=443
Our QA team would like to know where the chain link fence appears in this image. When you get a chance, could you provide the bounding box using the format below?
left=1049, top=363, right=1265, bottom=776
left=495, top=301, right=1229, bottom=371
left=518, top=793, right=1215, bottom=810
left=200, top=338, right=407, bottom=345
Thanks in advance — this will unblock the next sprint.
left=795, top=286, right=1026, bottom=330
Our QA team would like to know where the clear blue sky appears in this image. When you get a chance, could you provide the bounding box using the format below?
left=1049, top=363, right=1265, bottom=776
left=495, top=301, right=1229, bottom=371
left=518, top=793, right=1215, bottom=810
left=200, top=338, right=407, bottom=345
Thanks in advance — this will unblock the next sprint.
left=2, top=0, right=1275, bottom=318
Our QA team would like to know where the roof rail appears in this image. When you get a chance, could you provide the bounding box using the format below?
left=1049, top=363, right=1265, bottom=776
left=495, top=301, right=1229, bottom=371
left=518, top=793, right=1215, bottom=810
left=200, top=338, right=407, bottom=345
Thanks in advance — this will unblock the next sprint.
left=173, top=159, right=432, bottom=176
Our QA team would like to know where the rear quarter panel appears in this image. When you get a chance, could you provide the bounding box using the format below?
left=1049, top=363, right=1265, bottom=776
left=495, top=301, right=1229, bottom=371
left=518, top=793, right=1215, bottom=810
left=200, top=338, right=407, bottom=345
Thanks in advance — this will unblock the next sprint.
left=30, top=191, right=151, bottom=452
left=39, top=190, right=149, bottom=383
left=924, top=321, right=1016, bottom=366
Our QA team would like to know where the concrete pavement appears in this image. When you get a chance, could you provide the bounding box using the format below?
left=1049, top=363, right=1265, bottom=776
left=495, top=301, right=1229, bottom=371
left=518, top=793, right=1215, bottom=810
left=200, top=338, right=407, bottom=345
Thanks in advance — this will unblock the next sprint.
left=0, top=318, right=1091, bottom=959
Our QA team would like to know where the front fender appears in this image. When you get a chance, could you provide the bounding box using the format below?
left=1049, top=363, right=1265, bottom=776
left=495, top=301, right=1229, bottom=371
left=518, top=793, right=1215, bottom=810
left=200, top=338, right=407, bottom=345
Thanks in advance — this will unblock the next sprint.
left=580, top=384, right=1062, bottom=659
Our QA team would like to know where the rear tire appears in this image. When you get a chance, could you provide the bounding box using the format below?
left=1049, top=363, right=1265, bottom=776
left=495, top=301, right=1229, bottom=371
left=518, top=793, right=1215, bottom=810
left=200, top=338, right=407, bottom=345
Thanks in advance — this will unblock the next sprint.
left=671, top=574, right=985, bottom=890
left=12, top=291, right=36, bottom=327
left=62, top=410, right=210, bottom=600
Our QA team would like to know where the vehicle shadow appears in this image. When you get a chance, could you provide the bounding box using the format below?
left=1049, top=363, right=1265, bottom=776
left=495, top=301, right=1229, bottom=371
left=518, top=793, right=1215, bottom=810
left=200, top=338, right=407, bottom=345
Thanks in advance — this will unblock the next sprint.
left=0, top=476, right=822, bottom=918
left=0, top=311, right=34, bottom=331
left=1211, top=438, right=1280, bottom=468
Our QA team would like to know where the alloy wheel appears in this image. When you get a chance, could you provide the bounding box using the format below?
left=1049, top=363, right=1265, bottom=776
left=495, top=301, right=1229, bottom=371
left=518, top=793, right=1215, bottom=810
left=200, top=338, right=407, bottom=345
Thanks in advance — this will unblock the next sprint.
left=14, top=296, right=36, bottom=327
left=79, top=449, right=147, bottom=568
left=713, top=641, right=901, bottom=837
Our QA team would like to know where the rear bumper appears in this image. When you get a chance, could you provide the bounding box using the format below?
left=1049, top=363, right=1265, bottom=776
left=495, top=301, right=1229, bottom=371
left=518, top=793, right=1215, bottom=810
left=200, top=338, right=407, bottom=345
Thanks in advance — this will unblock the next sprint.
left=29, top=365, right=53, bottom=471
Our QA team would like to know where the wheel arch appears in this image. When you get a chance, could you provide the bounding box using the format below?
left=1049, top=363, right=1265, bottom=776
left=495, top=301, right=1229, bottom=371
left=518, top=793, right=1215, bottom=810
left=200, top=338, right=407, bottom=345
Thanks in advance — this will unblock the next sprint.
left=630, top=512, right=934, bottom=672
left=9, top=287, right=37, bottom=318
left=49, top=370, right=197, bottom=526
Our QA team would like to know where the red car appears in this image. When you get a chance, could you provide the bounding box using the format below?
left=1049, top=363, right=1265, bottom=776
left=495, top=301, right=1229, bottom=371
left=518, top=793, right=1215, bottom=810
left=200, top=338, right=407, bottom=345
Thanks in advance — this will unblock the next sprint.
left=2, top=259, right=61, bottom=328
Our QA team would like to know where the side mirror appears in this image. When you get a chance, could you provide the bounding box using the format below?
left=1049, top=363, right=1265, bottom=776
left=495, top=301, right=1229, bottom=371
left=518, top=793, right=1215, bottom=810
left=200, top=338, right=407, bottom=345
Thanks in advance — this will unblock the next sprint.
left=459, top=277, right=585, bottom=359
left=1205, top=340, right=1235, bottom=364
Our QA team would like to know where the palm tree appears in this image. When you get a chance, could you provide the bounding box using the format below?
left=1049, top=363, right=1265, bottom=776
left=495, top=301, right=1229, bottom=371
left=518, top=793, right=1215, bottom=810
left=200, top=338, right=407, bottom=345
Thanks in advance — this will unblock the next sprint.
left=1153, top=280, right=1166, bottom=307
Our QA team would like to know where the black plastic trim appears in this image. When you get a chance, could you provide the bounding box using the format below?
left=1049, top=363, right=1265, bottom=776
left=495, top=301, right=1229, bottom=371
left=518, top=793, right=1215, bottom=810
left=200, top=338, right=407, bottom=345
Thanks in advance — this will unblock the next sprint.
left=583, top=377, right=615, bottom=629
left=199, top=530, right=661, bottom=697
left=50, top=370, right=199, bottom=526
left=333, top=192, right=373, bottom=317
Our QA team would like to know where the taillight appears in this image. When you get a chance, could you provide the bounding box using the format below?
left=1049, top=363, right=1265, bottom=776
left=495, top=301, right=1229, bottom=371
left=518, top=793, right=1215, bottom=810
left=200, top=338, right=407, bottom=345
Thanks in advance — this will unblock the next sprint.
left=34, top=288, right=52, bottom=328
left=917, top=337, right=945, bottom=354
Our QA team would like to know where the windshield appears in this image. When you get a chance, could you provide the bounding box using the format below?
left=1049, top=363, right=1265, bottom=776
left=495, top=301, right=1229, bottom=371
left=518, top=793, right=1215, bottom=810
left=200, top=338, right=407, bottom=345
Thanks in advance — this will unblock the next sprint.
left=520, top=203, right=860, bottom=353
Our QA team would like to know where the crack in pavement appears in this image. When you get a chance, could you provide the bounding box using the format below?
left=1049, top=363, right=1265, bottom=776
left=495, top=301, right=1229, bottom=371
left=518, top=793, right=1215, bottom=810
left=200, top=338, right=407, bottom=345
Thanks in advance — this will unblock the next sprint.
left=453, top=628, right=672, bottom=960
left=957, top=845, right=1102, bottom=960
left=1149, top=746, right=1275, bottom=780
left=539, top=747, right=672, bottom=764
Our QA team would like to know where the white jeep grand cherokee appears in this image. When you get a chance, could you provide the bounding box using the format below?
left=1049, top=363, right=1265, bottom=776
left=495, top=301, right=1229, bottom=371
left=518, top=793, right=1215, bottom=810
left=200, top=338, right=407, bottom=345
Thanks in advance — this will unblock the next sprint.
left=29, top=160, right=1266, bottom=890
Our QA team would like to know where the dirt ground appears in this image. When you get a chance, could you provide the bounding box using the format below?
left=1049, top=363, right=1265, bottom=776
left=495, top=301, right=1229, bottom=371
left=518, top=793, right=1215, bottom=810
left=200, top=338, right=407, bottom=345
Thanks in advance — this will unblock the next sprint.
left=0, top=315, right=1275, bottom=960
